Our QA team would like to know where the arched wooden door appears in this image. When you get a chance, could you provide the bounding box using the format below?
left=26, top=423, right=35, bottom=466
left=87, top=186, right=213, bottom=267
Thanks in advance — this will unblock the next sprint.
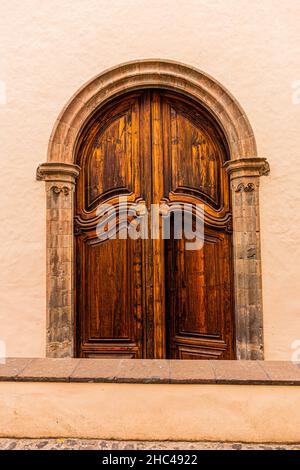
left=75, top=90, right=235, bottom=359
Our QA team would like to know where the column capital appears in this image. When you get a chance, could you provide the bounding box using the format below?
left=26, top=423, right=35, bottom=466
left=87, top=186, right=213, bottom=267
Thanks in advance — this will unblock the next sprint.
left=36, top=162, right=81, bottom=184
left=224, top=157, right=270, bottom=179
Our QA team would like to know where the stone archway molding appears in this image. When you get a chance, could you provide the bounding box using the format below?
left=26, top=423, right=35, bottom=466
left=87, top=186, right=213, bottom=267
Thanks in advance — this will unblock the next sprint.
left=37, top=59, right=269, bottom=359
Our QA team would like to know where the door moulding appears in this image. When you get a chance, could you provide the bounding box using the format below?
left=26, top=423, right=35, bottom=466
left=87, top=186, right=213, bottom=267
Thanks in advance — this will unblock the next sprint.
left=36, top=59, right=269, bottom=359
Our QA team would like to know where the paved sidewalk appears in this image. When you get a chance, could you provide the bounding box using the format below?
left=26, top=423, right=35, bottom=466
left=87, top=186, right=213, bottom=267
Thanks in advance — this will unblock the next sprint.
left=0, top=439, right=299, bottom=450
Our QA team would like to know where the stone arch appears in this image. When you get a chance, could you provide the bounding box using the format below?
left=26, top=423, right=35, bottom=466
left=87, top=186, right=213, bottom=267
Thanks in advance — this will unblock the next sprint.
left=37, top=59, right=269, bottom=359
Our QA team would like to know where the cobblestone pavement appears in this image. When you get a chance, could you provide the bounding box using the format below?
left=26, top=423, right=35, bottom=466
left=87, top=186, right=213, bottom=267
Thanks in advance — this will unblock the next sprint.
left=0, top=439, right=300, bottom=450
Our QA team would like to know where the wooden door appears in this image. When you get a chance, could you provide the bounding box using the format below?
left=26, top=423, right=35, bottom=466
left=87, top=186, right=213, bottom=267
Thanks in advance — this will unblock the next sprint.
left=75, top=90, right=235, bottom=359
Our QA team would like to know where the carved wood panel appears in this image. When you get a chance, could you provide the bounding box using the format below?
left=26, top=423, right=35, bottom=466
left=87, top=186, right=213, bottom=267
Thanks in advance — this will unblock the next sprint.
left=86, top=112, right=133, bottom=209
left=169, top=106, right=221, bottom=208
left=165, top=227, right=235, bottom=359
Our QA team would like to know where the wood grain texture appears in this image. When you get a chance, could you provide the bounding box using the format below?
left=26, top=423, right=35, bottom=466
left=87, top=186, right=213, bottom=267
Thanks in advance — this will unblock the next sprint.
left=75, top=90, right=235, bottom=359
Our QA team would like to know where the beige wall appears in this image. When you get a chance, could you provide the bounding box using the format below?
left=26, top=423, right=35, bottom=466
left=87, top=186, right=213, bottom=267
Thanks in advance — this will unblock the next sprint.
left=0, top=0, right=299, bottom=358
left=1, top=382, right=300, bottom=442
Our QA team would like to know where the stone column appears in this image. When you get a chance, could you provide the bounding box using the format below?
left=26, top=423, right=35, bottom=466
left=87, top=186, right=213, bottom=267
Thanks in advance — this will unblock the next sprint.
left=37, top=162, right=80, bottom=357
left=224, top=157, right=270, bottom=359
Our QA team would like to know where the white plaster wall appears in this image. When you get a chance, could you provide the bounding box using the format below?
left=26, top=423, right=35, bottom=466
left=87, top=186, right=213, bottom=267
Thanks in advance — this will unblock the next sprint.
left=0, top=0, right=299, bottom=358
left=1, top=382, right=300, bottom=442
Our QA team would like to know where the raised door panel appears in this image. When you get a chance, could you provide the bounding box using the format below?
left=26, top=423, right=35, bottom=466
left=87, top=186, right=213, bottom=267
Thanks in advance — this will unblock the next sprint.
left=170, top=106, right=221, bottom=209
left=166, top=229, right=234, bottom=359
left=86, top=113, right=133, bottom=209
left=160, top=93, right=230, bottom=222
left=77, top=233, right=143, bottom=358
left=76, top=94, right=141, bottom=220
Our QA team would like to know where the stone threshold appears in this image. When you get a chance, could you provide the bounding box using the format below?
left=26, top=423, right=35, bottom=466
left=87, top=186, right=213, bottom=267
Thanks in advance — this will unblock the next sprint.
left=1, top=358, right=300, bottom=385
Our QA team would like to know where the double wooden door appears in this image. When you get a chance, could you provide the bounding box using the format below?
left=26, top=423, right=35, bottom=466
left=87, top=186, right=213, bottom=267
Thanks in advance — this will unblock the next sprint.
left=75, top=90, right=235, bottom=359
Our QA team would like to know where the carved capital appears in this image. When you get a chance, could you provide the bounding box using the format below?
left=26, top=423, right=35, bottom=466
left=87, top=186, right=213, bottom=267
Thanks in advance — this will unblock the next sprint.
left=49, top=184, right=73, bottom=196
left=224, top=157, right=270, bottom=180
left=36, top=162, right=81, bottom=185
left=235, top=182, right=255, bottom=193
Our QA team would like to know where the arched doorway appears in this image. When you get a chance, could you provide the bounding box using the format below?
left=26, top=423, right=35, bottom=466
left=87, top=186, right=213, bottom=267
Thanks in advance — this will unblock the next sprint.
left=37, top=60, right=269, bottom=359
left=74, top=89, right=235, bottom=359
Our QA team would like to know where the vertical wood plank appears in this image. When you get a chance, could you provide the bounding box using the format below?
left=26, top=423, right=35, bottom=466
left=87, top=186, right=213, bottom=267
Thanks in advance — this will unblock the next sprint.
left=151, top=91, right=166, bottom=359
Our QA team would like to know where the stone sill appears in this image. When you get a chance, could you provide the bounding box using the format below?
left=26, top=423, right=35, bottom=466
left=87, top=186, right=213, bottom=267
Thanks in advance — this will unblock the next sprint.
left=1, top=358, right=300, bottom=385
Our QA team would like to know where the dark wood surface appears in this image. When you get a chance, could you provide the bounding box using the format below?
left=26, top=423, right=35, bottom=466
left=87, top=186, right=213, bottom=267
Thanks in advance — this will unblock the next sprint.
left=75, top=90, right=235, bottom=359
